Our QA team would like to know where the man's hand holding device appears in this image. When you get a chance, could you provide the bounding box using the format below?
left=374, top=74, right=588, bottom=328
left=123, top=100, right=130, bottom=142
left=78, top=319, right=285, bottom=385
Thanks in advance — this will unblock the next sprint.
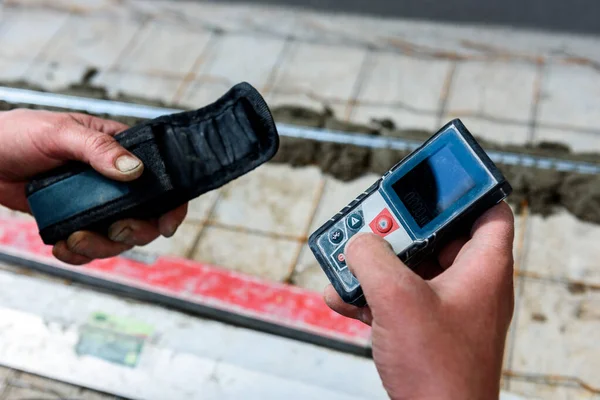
left=309, top=119, right=515, bottom=399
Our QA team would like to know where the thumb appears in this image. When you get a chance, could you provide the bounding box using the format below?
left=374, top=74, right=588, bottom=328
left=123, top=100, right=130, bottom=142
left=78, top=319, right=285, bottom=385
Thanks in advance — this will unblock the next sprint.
left=344, top=233, right=430, bottom=313
left=57, top=125, right=144, bottom=181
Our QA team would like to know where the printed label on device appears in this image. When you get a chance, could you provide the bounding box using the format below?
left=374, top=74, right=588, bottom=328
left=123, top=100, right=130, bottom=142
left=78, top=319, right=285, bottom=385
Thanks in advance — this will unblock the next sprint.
left=308, top=119, right=512, bottom=306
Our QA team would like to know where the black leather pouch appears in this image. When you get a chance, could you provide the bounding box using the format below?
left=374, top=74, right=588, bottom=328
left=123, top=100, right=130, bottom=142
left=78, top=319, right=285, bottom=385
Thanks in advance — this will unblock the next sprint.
left=26, top=82, right=279, bottom=245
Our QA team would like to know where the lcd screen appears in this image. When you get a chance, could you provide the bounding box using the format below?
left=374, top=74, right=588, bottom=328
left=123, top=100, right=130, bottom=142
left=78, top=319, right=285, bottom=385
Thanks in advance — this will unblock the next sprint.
left=392, top=145, right=476, bottom=227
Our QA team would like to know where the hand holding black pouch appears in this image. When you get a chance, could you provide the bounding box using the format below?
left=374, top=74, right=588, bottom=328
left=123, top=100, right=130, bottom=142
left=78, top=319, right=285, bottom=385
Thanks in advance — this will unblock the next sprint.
left=26, top=82, right=280, bottom=245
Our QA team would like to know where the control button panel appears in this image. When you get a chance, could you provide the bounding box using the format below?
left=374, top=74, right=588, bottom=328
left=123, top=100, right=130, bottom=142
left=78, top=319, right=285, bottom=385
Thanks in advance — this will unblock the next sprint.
left=317, top=209, right=364, bottom=291
left=316, top=190, right=413, bottom=293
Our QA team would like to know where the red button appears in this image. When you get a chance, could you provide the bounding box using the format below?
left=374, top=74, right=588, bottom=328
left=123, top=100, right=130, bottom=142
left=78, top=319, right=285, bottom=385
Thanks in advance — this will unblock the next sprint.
left=376, top=216, right=393, bottom=233
left=337, top=253, right=345, bottom=263
left=369, top=208, right=399, bottom=237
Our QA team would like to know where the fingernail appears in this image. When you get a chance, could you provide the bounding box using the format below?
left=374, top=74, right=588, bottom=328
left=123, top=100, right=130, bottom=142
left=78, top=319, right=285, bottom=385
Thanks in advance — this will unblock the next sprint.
left=358, top=309, right=372, bottom=325
left=109, top=226, right=133, bottom=243
left=66, top=233, right=88, bottom=256
left=115, top=155, right=141, bottom=173
left=162, top=222, right=179, bottom=238
left=52, top=241, right=67, bottom=258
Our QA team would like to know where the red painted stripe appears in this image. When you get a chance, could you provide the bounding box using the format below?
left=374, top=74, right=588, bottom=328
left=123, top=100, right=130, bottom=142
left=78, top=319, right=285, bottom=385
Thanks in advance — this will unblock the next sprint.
left=0, top=217, right=371, bottom=346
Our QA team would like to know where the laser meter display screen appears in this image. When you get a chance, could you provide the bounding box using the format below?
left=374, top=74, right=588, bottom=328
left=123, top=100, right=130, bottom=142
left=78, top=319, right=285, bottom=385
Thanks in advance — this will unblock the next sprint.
left=392, top=145, right=476, bottom=227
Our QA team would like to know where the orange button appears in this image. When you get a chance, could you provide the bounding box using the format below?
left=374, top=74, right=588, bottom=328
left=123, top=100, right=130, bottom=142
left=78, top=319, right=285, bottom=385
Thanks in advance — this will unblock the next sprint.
left=376, top=215, right=393, bottom=233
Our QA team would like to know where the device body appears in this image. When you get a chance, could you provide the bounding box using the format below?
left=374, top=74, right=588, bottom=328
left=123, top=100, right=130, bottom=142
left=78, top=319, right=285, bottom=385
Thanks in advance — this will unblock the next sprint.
left=308, top=119, right=512, bottom=306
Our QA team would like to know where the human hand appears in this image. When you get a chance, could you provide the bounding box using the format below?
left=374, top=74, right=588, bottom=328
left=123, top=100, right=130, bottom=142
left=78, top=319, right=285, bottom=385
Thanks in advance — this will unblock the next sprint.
left=0, top=109, right=188, bottom=265
left=325, top=202, right=515, bottom=399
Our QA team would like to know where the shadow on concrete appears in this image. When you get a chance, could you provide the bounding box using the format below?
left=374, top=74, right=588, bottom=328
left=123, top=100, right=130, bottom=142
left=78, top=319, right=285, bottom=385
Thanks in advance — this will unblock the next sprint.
left=200, top=0, right=600, bottom=36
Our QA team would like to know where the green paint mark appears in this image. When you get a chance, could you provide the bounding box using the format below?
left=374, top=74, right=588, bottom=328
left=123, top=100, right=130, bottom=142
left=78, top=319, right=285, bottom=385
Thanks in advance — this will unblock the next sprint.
left=76, top=312, right=154, bottom=368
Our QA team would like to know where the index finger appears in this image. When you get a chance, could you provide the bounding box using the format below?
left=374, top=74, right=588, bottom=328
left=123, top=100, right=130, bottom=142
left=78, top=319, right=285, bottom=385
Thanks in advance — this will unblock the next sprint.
left=68, top=113, right=129, bottom=136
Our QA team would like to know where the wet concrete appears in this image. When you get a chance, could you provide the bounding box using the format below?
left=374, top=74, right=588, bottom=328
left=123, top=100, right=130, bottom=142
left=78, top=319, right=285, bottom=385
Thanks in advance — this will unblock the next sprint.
left=1, top=72, right=599, bottom=224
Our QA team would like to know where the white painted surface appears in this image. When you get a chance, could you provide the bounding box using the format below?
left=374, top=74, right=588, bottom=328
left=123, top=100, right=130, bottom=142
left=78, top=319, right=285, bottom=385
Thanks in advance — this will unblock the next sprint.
left=93, top=72, right=185, bottom=104
left=0, top=308, right=372, bottom=400
left=358, top=53, right=451, bottom=112
left=193, top=226, right=300, bottom=281
left=0, top=266, right=530, bottom=399
left=196, top=34, right=287, bottom=88
left=525, top=210, right=600, bottom=285
left=0, top=9, right=69, bottom=60
left=273, top=42, right=367, bottom=100
left=0, top=58, right=29, bottom=82
left=117, top=21, right=213, bottom=76
left=39, top=14, right=141, bottom=68
left=444, top=115, right=531, bottom=145
left=538, top=63, right=600, bottom=131
left=511, top=279, right=600, bottom=390
left=0, top=268, right=388, bottom=400
left=310, top=175, right=381, bottom=233
left=446, top=61, right=538, bottom=122
left=212, top=164, right=324, bottom=237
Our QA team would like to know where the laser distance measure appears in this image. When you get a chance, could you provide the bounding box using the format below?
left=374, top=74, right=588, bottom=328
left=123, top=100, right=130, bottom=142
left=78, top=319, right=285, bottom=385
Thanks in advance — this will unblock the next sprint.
left=308, top=119, right=512, bottom=306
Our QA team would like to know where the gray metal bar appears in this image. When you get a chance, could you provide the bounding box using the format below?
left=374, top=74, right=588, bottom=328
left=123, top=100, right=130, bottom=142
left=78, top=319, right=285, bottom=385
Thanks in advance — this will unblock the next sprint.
left=1, top=86, right=598, bottom=175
